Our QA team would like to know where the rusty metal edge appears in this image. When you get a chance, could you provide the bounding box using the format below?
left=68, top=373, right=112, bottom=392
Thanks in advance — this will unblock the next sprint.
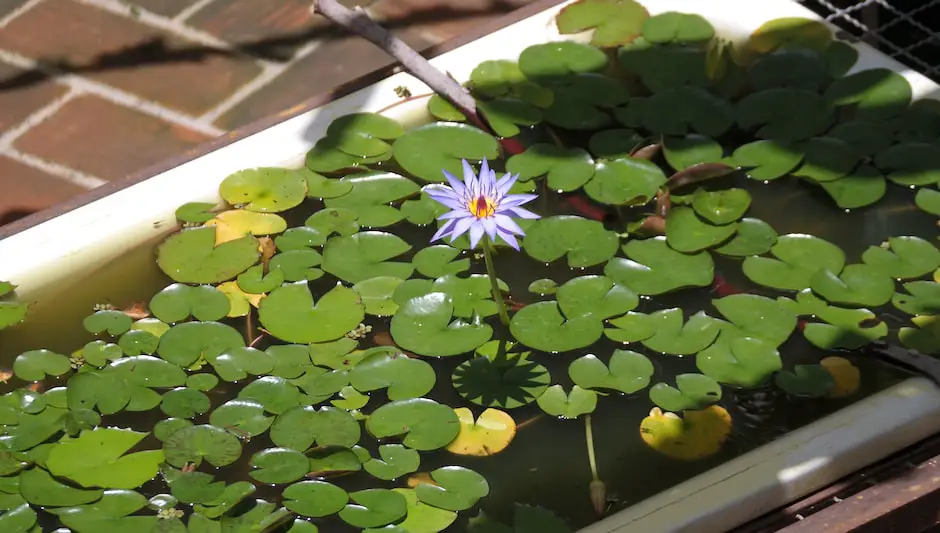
left=0, top=0, right=569, bottom=240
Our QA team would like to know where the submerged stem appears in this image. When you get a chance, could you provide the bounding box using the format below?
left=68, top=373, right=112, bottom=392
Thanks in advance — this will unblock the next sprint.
left=482, top=238, right=510, bottom=327
left=585, top=414, right=607, bottom=515
left=585, top=414, right=598, bottom=481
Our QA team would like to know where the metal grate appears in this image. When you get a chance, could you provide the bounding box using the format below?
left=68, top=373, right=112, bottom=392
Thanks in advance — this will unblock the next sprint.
left=797, top=0, right=940, bottom=83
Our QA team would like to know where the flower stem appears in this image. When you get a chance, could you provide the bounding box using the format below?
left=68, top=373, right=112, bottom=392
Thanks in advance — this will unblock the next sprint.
left=585, top=414, right=598, bottom=481
left=585, top=414, right=607, bottom=515
left=482, top=238, right=510, bottom=327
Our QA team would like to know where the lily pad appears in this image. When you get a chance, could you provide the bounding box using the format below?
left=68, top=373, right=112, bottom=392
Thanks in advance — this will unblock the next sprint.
left=258, top=283, right=364, bottom=344
left=713, top=294, right=797, bottom=347
left=641, top=309, right=722, bottom=356
left=207, top=346, right=273, bottom=382
left=390, top=292, right=493, bottom=357
left=774, top=365, right=834, bottom=398
left=522, top=215, right=618, bottom=268
left=742, top=234, right=845, bottom=291
left=19, top=467, right=103, bottom=506
left=819, top=165, right=886, bottom=208
left=219, top=168, right=308, bottom=213
left=267, top=250, right=322, bottom=282
left=366, top=398, right=460, bottom=451
left=415, top=466, right=489, bottom=512
left=792, top=137, right=859, bottom=183
left=157, top=321, right=245, bottom=367
left=47, top=428, right=163, bottom=489
left=557, top=275, right=638, bottom=320
left=666, top=206, right=737, bottom=252
left=736, top=88, right=833, bottom=141
left=748, top=47, right=829, bottom=91
left=696, top=337, right=782, bottom=388
left=392, top=123, right=499, bottom=183
left=402, top=192, right=450, bottom=226
left=363, top=445, right=420, bottom=481
left=322, top=231, right=414, bottom=283
left=352, top=276, right=403, bottom=317
left=327, top=112, right=404, bottom=157
left=391, top=487, right=459, bottom=533
left=915, top=188, right=940, bottom=215
left=604, top=311, right=658, bottom=343
left=506, top=144, right=596, bottom=192
left=84, top=310, right=132, bottom=336
left=584, top=157, right=667, bottom=205
left=412, top=246, right=469, bottom=278
left=824, top=68, right=912, bottom=121
left=324, top=173, right=419, bottom=228
left=340, top=488, right=408, bottom=528
left=873, top=142, right=940, bottom=186
left=893, top=281, right=940, bottom=315
left=643, top=12, right=713, bottom=44
left=303, top=168, right=353, bottom=199
left=478, top=98, right=543, bottom=137
left=605, top=237, right=714, bottom=295
left=517, top=41, right=608, bottom=82
left=0, top=503, right=35, bottom=531
left=163, top=424, right=242, bottom=468
left=820, top=356, right=861, bottom=398
left=536, top=384, right=597, bottom=418
left=732, top=139, right=803, bottom=181
left=804, top=300, right=888, bottom=350
left=810, top=264, right=895, bottom=307
left=446, top=408, right=516, bottom=457
left=270, top=406, right=360, bottom=451
left=283, top=481, right=349, bottom=518
left=13, top=349, right=70, bottom=382
left=649, top=374, right=721, bottom=412
left=555, top=0, right=648, bottom=47
left=639, top=406, right=731, bottom=460
left=349, top=351, right=435, bottom=400
left=157, top=228, right=259, bottom=284
left=899, top=315, right=940, bottom=354
left=714, top=218, right=778, bottom=257
left=149, top=284, right=230, bottom=324
left=747, top=17, right=832, bottom=54
left=636, top=86, right=734, bottom=136
left=208, top=399, right=273, bottom=437
left=249, top=447, right=309, bottom=484
left=691, top=188, right=751, bottom=225
left=509, top=300, right=602, bottom=353
left=663, top=135, right=723, bottom=171
left=588, top=128, right=644, bottom=159
left=568, top=350, right=653, bottom=394
left=862, top=236, right=940, bottom=280
left=236, top=377, right=302, bottom=416
left=205, top=210, right=286, bottom=244
left=452, top=352, right=551, bottom=409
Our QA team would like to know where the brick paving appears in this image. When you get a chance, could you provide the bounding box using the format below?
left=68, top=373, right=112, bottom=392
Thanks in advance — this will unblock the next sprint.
left=0, top=0, right=534, bottom=226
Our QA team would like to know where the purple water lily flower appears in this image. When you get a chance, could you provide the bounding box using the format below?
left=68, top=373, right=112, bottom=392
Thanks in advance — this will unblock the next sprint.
left=426, top=158, right=539, bottom=250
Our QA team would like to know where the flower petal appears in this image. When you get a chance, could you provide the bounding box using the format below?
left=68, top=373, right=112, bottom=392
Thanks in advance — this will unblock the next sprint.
left=507, top=206, right=540, bottom=219
left=431, top=218, right=458, bottom=242
left=439, top=209, right=472, bottom=220
left=427, top=194, right=464, bottom=211
left=494, top=214, right=525, bottom=235
left=499, top=193, right=537, bottom=208
left=442, top=170, right=467, bottom=197
left=496, top=228, right=520, bottom=250
left=450, top=216, right=475, bottom=241
left=481, top=217, right=498, bottom=241
left=496, top=172, right=518, bottom=196
left=468, top=223, right=485, bottom=249
left=462, top=159, right=477, bottom=191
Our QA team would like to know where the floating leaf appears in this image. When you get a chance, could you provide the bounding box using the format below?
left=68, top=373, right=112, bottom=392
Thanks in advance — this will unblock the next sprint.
left=160, top=387, right=210, bottom=419
left=635, top=86, right=733, bottom=136
left=714, top=218, right=777, bottom=257
left=412, top=245, right=468, bottom=278
left=528, top=278, right=558, bottom=295
left=238, top=376, right=303, bottom=414
left=731, top=139, right=803, bottom=181
left=584, top=157, right=666, bottom=205
left=555, top=0, right=648, bottom=47
left=149, top=284, right=229, bottom=324
left=915, top=188, right=940, bottom=215
left=366, top=398, right=460, bottom=451
left=249, top=447, right=309, bottom=484
left=862, top=236, right=940, bottom=280
left=649, top=374, right=721, bottom=411
left=446, top=408, right=516, bottom=456
left=219, top=168, right=307, bottom=213
left=363, top=445, right=420, bottom=481
left=663, top=135, right=723, bottom=171
left=696, top=337, right=782, bottom=388
left=509, top=300, right=602, bottom=353
left=874, top=142, right=940, bottom=186
left=742, top=234, right=845, bottom=291
left=84, top=310, right=132, bottom=336
left=392, top=487, right=458, bottom=533
left=19, top=467, right=103, bottom=506
left=327, top=112, right=404, bottom=157
left=324, top=173, right=419, bottom=227
left=162, top=424, right=242, bottom=468
left=322, top=231, right=413, bottom=283
left=736, top=88, right=833, bottom=141
left=536, top=385, right=597, bottom=418
left=206, top=210, right=287, bottom=244
left=352, top=276, right=403, bottom=317
left=893, top=281, right=940, bottom=315
left=302, top=168, right=353, bottom=200
left=157, top=228, right=258, bottom=284
left=825, top=68, right=912, bottom=121
left=209, top=399, right=273, bottom=437
left=349, top=351, right=435, bottom=400
left=506, top=144, right=596, bottom=192
left=588, top=128, right=643, bottom=159
left=557, top=275, right=638, bottom=320
left=810, top=264, right=895, bottom=307
left=642, top=12, right=713, bottom=44
left=175, top=202, right=217, bottom=224
left=428, top=93, right=467, bottom=121
left=604, top=311, right=658, bottom=343
left=283, top=481, right=348, bottom=518
left=340, top=488, right=407, bottom=528
left=899, top=315, right=940, bottom=354
left=522, top=216, right=618, bottom=268
left=748, top=47, right=829, bottom=91
left=258, top=283, right=364, bottom=344
left=452, top=353, right=551, bottom=409
left=803, top=300, right=888, bottom=350
left=691, top=188, right=751, bottom=225
left=270, top=406, right=361, bottom=451
left=517, top=41, right=608, bottom=82
left=478, top=98, right=543, bottom=137
left=639, top=406, right=731, bottom=460
left=820, top=356, right=860, bottom=398
left=415, top=466, right=489, bottom=513
left=819, top=165, right=886, bottom=208
left=568, top=350, right=653, bottom=394
left=0, top=282, right=27, bottom=330
left=46, top=428, right=163, bottom=489
left=13, top=349, right=70, bottom=382
left=392, top=123, right=499, bottom=182
left=775, top=365, right=834, bottom=398
left=208, top=346, right=274, bottom=382
left=193, top=480, right=256, bottom=518
left=390, top=293, right=492, bottom=357
left=605, top=237, right=714, bottom=295
left=641, top=309, right=722, bottom=355
left=157, top=321, right=245, bottom=367
left=331, top=385, right=369, bottom=411
left=792, top=137, right=859, bottom=183
left=666, top=206, right=737, bottom=252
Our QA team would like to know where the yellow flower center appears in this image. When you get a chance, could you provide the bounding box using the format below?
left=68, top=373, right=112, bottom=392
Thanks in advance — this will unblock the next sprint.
left=468, top=195, right=496, bottom=219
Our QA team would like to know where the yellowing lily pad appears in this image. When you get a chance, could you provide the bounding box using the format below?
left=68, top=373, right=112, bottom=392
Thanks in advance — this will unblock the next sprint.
left=820, top=356, right=860, bottom=398
left=205, top=210, right=287, bottom=245
left=446, top=408, right=516, bottom=456
left=639, top=406, right=731, bottom=460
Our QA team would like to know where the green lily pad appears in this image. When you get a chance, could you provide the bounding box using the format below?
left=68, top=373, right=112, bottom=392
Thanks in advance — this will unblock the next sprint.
left=149, top=284, right=230, bottom=323
left=414, top=466, right=489, bottom=513
left=642, top=11, right=713, bottom=44
left=352, top=276, right=403, bottom=316
left=208, top=399, right=273, bottom=437
left=401, top=192, right=450, bottom=226
left=390, top=292, right=493, bottom=357
left=819, top=165, right=886, bottom=208
left=824, top=68, right=912, bottom=121
left=307, top=446, right=364, bottom=475
left=302, top=167, right=353, bottom=200
left=792, top=137, right=859, bottom=183
left=157, top=321, right=245, bottom=367
left=663, top=135, right=723, bottom=171
left=666, top=206, right=738, bottom=252
left=584, top=157, right=666, bottom=205
left=162, top=424, right=242, bottom=468
left=164, top=469, right=223, bottom=504
left=555, top=0, right=648, bottom=47
left=588, top=128, right=644, bottom=159
left=219, top=168, right=308, bottom=213
left=238, top=376, right=303, bottom=414
left=274, top=227, right=326, bottom=254
left=713, top=294, right=797, bottom=347
left=270, top=405, right=360, bottom=451
left=267, top=250, right=323, bottom=282
left=453, top=352, right=551, bottom=409
left=46, top=428, right=163, bottom=489
left=48, top=490, right=157, bottom=532
left=636, top=86, right=733, bottom=136
left=84, top=310, right=132, bottom=336
left=258, top=283, right=364, bottom=344
left=249, top=447, right=309, bottom=484
left=362, top=444, right=420, bottom=481
left=324, top=172, right=419, bottom=228
left=332, top=385, right=369, bottom=411
left=428, top=94, right=468, bottom=121
left=469, top=60, right=526, bottom=98
left=714, top=218, right=777, bottom=257
left=517, top=41, right=608, bottom=82
left=803, top=299, right=888, bottom=350
left=774, top=365, right=834, bottom=398
left=874, top=142, right=940, bottom=186
left=605, top=236, right=714, bottom=295
left=291, top=365, right=349, bottom=403
left=900, top=315, right=940, bottom=354
left=187, top=373, right=219, bottom=391
left=736, top=88, right=833, bottom=141
left=160, top=387, right=210, bottom=419
left=322, top=231, right=413, bottom=283
left=604, top=311, right=658, bottom=343
left=340, top=488, right=407, bottom=528
left=19, top=467, right=103, bottom=506
left=540, top=74, right=626, bottom=130
left=829, top=121, right=893, bottom=158
left=13, top=349, right=70, bottom=382
left=893, top=281, right=940, bottom=315
left=696, top=336, right=782, bottom=388
left=349, top=351, right=435, bottom=400
left=193, top=480, right=256, bottom=518
left=731, top=139, right=803, bottom=180
left=118, top=330, right=159, bottom=356
left=208, top=346, right=274, bottom=382
left=915, top=188, right=940, bottom=215
left=509, top=300, right=602, bottom=353
left=392, top=123, right=499, bottom=182
left=0, top=503, right=35, bottom=531
left=691, top=188, right=751, bottom=225
left=568, top=350, right=653, bottom=394
left=557, top=275, right=638, bottom=319
left=283, top=481, right=348, bottom=517
left=412, top=246, right=469, bottom=278
left=478, top=98, right=543, bottom=137
left=528, top=278, right=558, bottom=295
left=641, top=309, right=722, bottom=355
left=810, top=264, right=895, bottom=307
left=305, top=137, right=390, bottom=173
left=506, top=144, right=596, bottom=192
left=157, top=228, right=259, bottom=284
left=366, top=398, right=460, bottom=451
left=649, top=374, right=721, bottom=412
left=862, top=236, right=940, bottom=280
left=305, top=208, right=360, bottom=238
left=389, top=487, right=458, bottom=533
left=175, top=202, right=217, bottom=224
left=748, top=17, right=832, bottom=53
left=747, top=47, right=829, bottom=91
left=742, top=234, right=845, bottom=291
left=522, top=215, right=618, bottom=268
left=536, top=384, right=597, bottom=418
left=326, top=112, right=404, bottom=157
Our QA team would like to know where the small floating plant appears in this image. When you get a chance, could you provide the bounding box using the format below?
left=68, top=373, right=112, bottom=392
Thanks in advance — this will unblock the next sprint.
left=1, top=0, right=940, bottom=531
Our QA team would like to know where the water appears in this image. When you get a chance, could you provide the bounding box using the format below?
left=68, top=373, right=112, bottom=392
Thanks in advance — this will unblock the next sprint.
left=0, top=135, right=927, bottom=531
